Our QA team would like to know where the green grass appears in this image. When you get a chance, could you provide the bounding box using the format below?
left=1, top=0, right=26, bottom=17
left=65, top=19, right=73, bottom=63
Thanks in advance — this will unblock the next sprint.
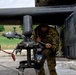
left=0, top=25, right=22, bottom=49
left=0, top=25, right=37, bottom=49
left=0, top=36, right=22, bottom=49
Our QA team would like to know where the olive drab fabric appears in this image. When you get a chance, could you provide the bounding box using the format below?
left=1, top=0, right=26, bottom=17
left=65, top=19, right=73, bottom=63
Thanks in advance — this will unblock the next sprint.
left=37, top=0, right=55, bottom=6
left=33, top=25, right=59, bottom=75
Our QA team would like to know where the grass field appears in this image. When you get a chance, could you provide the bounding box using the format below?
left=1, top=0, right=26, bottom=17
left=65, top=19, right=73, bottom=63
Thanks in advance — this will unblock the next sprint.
left=0, top=36, right=22, bottom=49
left=0, top=25, right=22, bottom=49
left=0, top=25, right=37, bottom=49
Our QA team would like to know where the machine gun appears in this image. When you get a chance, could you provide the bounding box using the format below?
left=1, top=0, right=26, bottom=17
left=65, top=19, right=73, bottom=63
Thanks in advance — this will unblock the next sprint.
left=15, top=15, right=46, bottom=74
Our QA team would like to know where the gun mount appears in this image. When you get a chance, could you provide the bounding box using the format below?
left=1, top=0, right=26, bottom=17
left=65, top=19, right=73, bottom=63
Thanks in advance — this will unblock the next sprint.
left=15, top=15, right=45, bottom=74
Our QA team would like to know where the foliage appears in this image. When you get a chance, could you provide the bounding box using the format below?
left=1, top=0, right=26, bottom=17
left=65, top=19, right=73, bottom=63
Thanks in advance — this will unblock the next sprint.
left=19, top=25, right=23, bottom=30
left=0, top=25, right=5, bottom=32
left=33, top=25, right=38, bottom=30
left=19, top=25, right=38, bottom=30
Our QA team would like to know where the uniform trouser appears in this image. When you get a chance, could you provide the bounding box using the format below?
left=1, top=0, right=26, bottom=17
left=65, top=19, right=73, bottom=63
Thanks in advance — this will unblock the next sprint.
left=38, top=50, right=57, bottom=75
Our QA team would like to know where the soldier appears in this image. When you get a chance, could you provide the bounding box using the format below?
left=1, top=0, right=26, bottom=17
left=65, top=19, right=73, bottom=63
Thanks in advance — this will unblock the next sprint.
left=33, top=24, right=59, bottom=75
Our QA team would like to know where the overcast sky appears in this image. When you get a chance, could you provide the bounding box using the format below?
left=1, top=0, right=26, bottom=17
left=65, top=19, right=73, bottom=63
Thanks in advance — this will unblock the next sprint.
left=0, top=0, right=35, bottom=8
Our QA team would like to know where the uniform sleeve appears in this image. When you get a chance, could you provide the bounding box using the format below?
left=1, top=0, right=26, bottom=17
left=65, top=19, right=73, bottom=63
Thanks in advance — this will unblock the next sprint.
left=51, top=31, right=59, bottom=52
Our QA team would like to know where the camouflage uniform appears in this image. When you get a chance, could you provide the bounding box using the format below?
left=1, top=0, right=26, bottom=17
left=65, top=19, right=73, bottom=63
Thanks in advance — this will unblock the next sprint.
left=37, top=0, right=54, bottom=6
left=33, top=25, right=59, bottom=75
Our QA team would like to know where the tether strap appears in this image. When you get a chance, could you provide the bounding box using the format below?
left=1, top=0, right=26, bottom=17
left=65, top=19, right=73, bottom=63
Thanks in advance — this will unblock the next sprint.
left=0, top=48, right=16, bottom=61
